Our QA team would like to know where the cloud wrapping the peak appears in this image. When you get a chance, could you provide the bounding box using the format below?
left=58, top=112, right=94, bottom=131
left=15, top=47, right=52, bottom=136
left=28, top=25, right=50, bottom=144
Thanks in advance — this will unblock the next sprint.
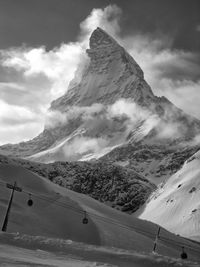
left=45, top=103, right=104, bottom=129
left=79, top=4, right=122, bottom=42
left=44, top=97, right=197, bottom=161
left=0, top=5, right=122, bottom=106
left=0, top=4, right=200, bottom=144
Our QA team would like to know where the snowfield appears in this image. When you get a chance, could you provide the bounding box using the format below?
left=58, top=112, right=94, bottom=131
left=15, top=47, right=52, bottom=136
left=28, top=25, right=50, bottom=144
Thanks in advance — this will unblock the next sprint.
left=0, top=233, right=199, bottom=267
left=139, top=150, right=200, bottom=242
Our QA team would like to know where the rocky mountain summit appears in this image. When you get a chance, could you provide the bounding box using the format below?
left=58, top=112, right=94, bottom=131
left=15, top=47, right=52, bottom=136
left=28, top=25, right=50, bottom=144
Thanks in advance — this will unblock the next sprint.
left=1, top=27, right=200, bottom=184
left=51, top=27, right=148, bottom=108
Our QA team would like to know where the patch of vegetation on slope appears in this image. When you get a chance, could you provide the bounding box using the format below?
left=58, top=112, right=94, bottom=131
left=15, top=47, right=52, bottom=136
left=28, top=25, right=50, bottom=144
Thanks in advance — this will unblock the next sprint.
left=100, top=144, right=200, bottom=182
left=0, top=155, right=155, bottom=213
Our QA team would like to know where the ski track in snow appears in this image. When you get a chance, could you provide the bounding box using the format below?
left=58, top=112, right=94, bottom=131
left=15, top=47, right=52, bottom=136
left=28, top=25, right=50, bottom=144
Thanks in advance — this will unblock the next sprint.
left=0, top=240, right=199, bottom=267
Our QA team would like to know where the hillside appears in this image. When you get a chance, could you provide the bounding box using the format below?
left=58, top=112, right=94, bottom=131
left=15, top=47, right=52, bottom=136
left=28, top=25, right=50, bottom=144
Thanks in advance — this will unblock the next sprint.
left=0, top=162, right=200, bottom=264
left=139, top=149, right=200, bottom=242
left=100, top=143, right=200, bottom=184
left=0, top=154, right=155, bottom=213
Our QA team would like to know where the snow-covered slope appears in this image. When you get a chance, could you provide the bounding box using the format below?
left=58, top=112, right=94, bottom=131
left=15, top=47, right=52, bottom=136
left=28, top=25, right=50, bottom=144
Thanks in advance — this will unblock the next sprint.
left=0, top=234, right=199, bottom=267
left=139, top=149, right=200, bottom=241
left=0, top=162, right=156, bottom=250
left=101, top=143, right=200, bottom=185
left=0, top=162, right=200, bottom=263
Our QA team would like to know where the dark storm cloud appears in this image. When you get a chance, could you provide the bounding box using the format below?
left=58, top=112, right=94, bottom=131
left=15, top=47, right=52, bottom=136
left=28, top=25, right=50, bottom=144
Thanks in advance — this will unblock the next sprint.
left=0, top=0, right=199, bottom=52
left=153, top=53, right=200, bottom=82
left=119, top=0, right=200, bottom=51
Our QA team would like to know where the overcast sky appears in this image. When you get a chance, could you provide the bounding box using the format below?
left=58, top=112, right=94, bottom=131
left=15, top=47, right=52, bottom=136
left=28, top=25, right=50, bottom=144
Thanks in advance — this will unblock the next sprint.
left=0, top=0, right=200, bottom=144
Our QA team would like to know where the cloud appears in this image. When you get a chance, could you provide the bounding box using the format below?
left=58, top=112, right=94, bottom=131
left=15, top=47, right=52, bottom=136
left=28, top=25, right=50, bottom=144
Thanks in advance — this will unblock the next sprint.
left=0, top=82, right=25, bottom=91
left=0, top=100, right=40, bottom=125
left=63, top=136, right=109, bottom=161
left=79, top=4, right=122, bottom=41
left=1, top=44, right=86, bottom=99
left=128, top=39, right=200, bottom=119
left=108, top=99, right=151, bottom=122
left=54, top=98, right=160, bottom=160
left=119, top=34, right=200, bottom=120
left=0, top=123, right=43, bottom=145
left=151, top=79, right=200, bottom=119
left=0, top=4, right=122, bottom=102
left=0, top=100, right=44, bottom=145
left=46, top=98, right=158, bottom=131
left=46, top=97, right=191, bottom=160
left=0, top=4, right=200, bottom=145
left=45, top=103, right=104, bottom=129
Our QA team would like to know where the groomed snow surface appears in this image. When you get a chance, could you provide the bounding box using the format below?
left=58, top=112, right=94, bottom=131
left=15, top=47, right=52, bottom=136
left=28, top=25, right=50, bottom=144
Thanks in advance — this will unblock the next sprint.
left=0, top=162, right=200, bottom=266
left=0, top=233, right=199, bottom=267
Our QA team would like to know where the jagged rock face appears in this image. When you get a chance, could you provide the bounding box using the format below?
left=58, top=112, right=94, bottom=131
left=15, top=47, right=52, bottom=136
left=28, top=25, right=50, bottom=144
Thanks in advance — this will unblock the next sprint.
left=0, top=27, right=200, bottom=183
left=45, top=28, right=200, bottom=143
left=51, top=27, right=154, bottom=110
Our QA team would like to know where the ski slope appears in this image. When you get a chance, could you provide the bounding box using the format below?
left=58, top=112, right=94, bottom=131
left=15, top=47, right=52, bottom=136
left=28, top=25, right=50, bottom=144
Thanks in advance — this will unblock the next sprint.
left=0, top=233, right=199, bottom=267
left=0, top=162, right=200, bottom=265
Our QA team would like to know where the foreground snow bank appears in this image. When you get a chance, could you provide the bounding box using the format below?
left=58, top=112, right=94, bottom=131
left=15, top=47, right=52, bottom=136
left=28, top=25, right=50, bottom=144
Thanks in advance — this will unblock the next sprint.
left=0, top=233, right=199, bottom=267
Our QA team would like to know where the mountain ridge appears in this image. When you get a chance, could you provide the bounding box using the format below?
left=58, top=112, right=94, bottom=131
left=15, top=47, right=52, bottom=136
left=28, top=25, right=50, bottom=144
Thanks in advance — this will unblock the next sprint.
left=0, top=27, right=200, bottom=179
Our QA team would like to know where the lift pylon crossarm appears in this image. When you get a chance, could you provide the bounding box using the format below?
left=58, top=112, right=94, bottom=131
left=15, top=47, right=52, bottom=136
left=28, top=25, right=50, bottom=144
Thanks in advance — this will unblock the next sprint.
left=2, top=181, right=22, bottom=232
left=6, top=182, right=22, bottom=192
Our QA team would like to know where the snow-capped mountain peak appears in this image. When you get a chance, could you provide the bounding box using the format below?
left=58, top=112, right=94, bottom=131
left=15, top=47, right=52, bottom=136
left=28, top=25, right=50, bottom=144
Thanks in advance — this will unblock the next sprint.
left=0, top=28, right=200, bottom=171
left=89, top=27, right=119, bottom=49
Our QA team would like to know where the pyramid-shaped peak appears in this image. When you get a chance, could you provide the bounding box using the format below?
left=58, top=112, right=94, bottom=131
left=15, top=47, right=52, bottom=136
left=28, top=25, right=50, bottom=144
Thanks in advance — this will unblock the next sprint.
left=89, top=27, right=119, bottom=49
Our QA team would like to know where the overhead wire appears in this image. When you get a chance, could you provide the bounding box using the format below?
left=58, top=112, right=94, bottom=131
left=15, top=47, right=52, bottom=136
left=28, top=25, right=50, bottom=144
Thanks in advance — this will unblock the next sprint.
left=0, top=179, right=154, bottom=237
left=0, top=179, right=199, bottom=254
left=159, top=236, right=200, bottom=254
left=20, top=186, right=156, bottom=238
